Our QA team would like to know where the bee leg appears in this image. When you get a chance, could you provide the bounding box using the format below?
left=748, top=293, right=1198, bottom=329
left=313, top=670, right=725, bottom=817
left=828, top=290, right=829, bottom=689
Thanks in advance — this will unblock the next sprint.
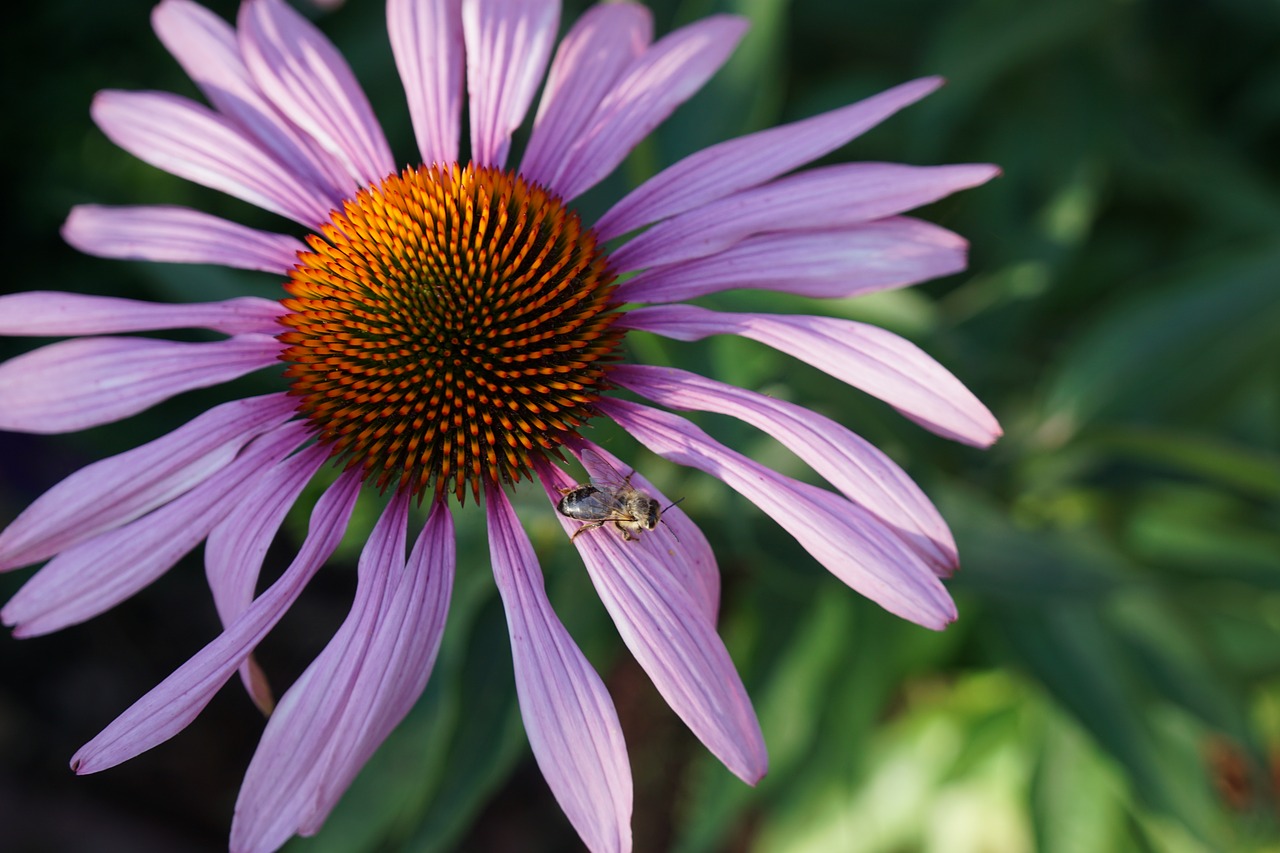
left=569, top=521, right=605, bottom=541
left=614, top=522, right=636, bottom=542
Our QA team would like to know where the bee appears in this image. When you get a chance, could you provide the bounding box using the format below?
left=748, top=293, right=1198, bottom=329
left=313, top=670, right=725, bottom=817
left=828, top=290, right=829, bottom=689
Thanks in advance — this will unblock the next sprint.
left=556, top=450, right=680, bottom=542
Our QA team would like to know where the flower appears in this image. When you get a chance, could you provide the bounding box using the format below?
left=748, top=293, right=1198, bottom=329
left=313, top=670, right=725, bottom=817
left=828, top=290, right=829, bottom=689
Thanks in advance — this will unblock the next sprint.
left=0, top=0, right=1000, bottom=850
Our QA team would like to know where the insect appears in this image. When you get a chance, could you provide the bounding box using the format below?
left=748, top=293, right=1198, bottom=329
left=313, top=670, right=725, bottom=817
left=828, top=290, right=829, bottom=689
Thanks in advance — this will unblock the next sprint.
left=556, top=450, right=680, bottom=542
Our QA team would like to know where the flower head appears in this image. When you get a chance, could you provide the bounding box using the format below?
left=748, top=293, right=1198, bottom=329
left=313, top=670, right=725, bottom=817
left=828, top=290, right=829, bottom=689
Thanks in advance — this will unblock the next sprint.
left=0, top=0, right=999, bottom=850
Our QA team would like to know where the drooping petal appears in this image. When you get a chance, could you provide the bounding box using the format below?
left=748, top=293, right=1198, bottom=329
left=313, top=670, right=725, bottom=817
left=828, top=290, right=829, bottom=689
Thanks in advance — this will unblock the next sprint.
left=231, top=497, right=455, bottom=849
left=599, top=398, right=957, bottom=630
left=520, top=2, right=651, bottom=189
left=616, top=218, right=968, bottom=303
left=2, top=421, right=310, bottom=638
left=0, top=290, right=282, bottom=338
left=0, top=393, right=295, bottom=572
left=298, top=501, right=454, bottom=835
left=612, top=364, right=958, bottom=573
left=205, top=443, right=332, bottom=713
left=152, top=0, right=353, bottom=204
left=533, top=453, right=765, bottom=783
left=71, top=469, right=362, bottom=775
left=622, top=304, right=1002, bottom=447
left=204, top=441, right=331, bottom=631
left=613, top=162, right=1001, bottom=271
left=388, top=0, right=465, bottom=166
left=486, top=485, right=632, bottom=853
left=594, top=76, right=944, bottom=241
left=63, top=204, right=306, bottom=274
left=549, top=15, right=747, bottom=203
left=0, top=334, right=281, bottom=434
left=231, top=491, right=408, bottom=851
left=238, top=0, right=395, bottom=187
left=462, top=0, right=559, bottom=169
left=92, top=90, right=334, bottom=226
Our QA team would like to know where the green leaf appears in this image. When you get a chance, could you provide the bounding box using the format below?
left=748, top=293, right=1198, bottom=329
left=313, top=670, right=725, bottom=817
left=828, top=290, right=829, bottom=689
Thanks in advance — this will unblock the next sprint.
left=1093, top=427, right=1280, bottom=501
left=1041, top=245, right=1280, bottom=439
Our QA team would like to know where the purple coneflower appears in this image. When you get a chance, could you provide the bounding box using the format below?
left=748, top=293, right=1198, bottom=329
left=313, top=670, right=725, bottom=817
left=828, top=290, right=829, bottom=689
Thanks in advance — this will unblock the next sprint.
left=0, top=0, right=1000, bottom=850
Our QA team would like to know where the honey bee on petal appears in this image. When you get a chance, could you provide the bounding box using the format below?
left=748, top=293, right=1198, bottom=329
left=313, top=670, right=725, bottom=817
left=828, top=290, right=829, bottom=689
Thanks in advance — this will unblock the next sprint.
left=556, top=449, right=681, bottom=542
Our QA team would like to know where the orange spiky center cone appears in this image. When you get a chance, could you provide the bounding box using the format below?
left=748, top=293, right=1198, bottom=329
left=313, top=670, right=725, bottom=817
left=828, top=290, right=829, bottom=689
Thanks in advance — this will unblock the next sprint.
left=278, top=163, right=623, bottom=503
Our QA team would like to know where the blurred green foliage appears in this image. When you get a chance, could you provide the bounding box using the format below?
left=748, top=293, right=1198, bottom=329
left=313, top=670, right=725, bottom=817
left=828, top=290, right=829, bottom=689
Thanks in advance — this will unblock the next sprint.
left=2, top=0, right=1278, bottom=851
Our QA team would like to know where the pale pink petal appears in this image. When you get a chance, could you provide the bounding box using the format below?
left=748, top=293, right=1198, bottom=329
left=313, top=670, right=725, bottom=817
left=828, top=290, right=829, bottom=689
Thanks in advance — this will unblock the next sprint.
left=299, top=501, right=454, bottom=834
left=0, top=334, right=282, bottom=434
left=0, top=393, right=295, bottom=572
left=594, top=76, right=944, bottom=241
left=486, top=485, right=631, bottom=853
left=231, top=491, right=409, bottom=852
left=388, top=0, right=465, bottom=166
left=533, top=453, right=764, bottom=783
left=615, top=218, right=968, bottom=303
left=205, top=442, right=331, bottom=631
left=152, top=0, right=353, bottom=203
left=63, top=204, right=306, bottom=274
left=239, top=0, right=395, bottom=187
left=92, top=90, right=334, bottom=225
left=2, top=421, right=310, bottom=638
left=551, top=15, right=748, bottom=202
left=205, top=443, right=332, bottom=713
left=613, top=163, right=1001, bottom=270
left=462, top=0, right=559, bottom=169
left=612, top=364, right=958, bottom=574
left=599, top=398, right=957, bottom=630
left=232, top=498, right=455, bottom=847
left=520, top=3, right=652, bottom=189
left=71, top=469, right=362, bottom=775
left=622, top=304, right=1002, bottom=447
left=0, top=291, right=283, bottom=338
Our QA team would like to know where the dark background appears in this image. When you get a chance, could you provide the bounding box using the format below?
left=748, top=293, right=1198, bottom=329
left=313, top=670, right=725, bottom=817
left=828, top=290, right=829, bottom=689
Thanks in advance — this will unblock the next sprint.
left=2, top=0, right=1278, bottom=850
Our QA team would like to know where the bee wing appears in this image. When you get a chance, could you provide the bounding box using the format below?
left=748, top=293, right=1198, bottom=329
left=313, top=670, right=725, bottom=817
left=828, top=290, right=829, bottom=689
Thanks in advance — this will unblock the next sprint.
left=570, top=487, right=629, bottom=516
left=578, top=446, right=633, bottom=492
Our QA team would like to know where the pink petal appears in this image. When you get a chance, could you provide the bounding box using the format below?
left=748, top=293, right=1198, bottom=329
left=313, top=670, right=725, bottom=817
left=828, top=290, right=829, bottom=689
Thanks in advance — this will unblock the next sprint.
left=613, top=162, right=1001, bottom=271
left=533, top=453, right=765, bottom=783
left=205, top=443, right=332, bottom=713
left=0, top=290, right=283, bottom=338
left=594, top=76, right=944, bottom=241
left=550, top=15, right=748, bottom=203
left=599, top=398, right=957, bottom=630
left=2, top=421, right=310, bottom=638
left=238, top=0, right=395, bottom=188
left=615, top=217, right=968, bottom=303
left=520, top=3, right=652, bottom=190
left=462, top=0, right=559, bottom=169
left=0, top=334, right=282, bottom=434
left=231, top=491, right=409, bottom=851
left=92, top=89, right=334, bottom=226
left=70, top=469, right=362, bottom=775
left=298, top=500, right=454, bottom=835
left=152, top=0, right=353, bottom=204
left=486, top=485, right=632, bottom=853
left=232, top=497, right=455, bottom=848
left=612, top=364, right=957, bottom=574
left=622, top=304, right=1002, bottom=447
left=63, top=204, right=306, bottom=274
left=0, top=393, right=295, bottom=572
left=388, top=0, right=465, bottom=166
